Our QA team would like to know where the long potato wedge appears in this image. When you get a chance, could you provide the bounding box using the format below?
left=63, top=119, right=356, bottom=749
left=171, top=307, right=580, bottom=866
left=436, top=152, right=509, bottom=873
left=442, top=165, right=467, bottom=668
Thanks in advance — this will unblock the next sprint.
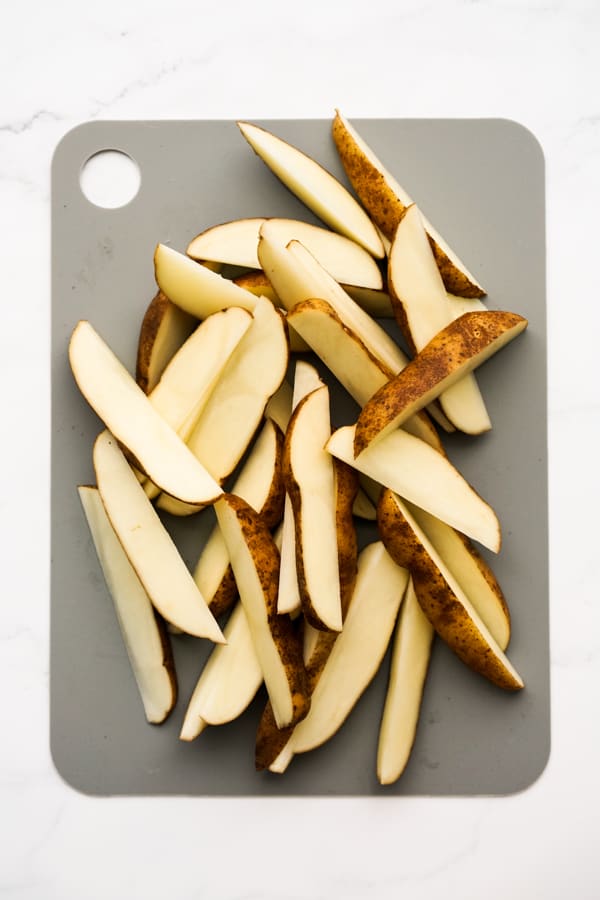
left=69, top=321, right=222, bottom=507
left=332, top=110, right=485, bottom=298
left=215, top=493, right=310, bottom=729
left=353, top=310, right=528, bottom=455
left=377, top=489, right=523, bottom=691
left=237, top=121, right=384, bottom=258
left=377, top=577, right=434, bottom=785
left=93, top=431, right=224, bottom=643
left=193, top=418, right=285, bottom=618
left=78, top=485, right=177, bottom=724
left=269, top=542, right=408, bottom=769
left=179, top=601, right=263, bottom=741
left=327, top=424, right=501, bottom=552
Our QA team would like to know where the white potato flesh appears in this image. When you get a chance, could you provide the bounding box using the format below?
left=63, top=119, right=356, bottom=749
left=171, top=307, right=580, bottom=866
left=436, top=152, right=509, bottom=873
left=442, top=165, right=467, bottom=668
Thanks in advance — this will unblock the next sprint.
left=237, top=121, right=384, bottom=258
left=69, top=321, right=222, bottom=507
left=179, top=602, right=262, bottom=740
left=149, top=307, right=253, bottom=441
left=326, top=424, right=501, bottom=553
left=154, top=243, right=256, bottom=317
left=288, top=385, right=341, bottom=632
left=78, top=486, right=176, bottom=724
left=289, top=542, right=408, bottom=755
left=377, top=577, right=434, bottom=785
left=388, top=205, right=490, bottom=434
left=93, top=431, right=224, bottom=643
left=215, top=497, right=295, bottom=729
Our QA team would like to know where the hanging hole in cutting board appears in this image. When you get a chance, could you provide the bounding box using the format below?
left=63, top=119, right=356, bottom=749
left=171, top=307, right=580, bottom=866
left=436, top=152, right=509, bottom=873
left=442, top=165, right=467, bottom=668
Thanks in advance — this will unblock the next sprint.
left=80, top=149, right=141, bottom=209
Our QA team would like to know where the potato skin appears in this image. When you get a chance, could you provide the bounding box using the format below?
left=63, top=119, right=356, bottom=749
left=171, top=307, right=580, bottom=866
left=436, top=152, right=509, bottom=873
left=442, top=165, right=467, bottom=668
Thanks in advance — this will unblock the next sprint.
left=135, top=290, right=196, bottom=394
left=255, top=459, right=359, bottom=771
left=377, top=489, right=522, bottom=691
left=332, top=112, right=485, bottom=299
left=209, top=423, right=286, bottom=620
left=354, top=310, right=528, bottom=455
left=221, top=493, right=310, bottom=726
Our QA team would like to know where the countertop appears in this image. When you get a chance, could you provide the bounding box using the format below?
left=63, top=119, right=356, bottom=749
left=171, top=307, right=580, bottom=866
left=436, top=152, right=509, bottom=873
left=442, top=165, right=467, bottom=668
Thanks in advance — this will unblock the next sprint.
left=2, top=0, right=599, bottom=897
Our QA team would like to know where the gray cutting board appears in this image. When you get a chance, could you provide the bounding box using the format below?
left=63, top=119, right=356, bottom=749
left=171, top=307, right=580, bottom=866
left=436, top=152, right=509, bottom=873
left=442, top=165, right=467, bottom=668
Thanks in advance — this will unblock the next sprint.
left=51, top=118, right=549, bottom=796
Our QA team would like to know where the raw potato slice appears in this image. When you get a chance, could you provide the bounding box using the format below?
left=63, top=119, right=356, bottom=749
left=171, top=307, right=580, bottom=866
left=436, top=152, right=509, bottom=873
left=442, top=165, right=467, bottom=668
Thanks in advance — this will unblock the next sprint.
left=272, top=542, right=408, bottom=765
left=215, top=493, right=309, bottom=729
left=377, top=577, right=434, bottom=785
left=377, top=490, right=523, bottom=690
left=237, top=121, right=384, bottom=258
left=193, top=418, right=285, bottom=618
left=353, top=310, right=528, bottom=455
left=278, top=361, right=325, bottom=615
left=78, top=486, right=177, bottom=724
left=284, top=384, right=342, bottom=632
left=179, top=601, right=263, bottom=740
left=136, top=290, right=196, bottom=394
left=154, top=243, right=256, bottom=318
left=327, top=424, right=501, bottom=552
left=149, top=306, right=254, bottom=442
left=256, top=459, right=358, bottom=771
left=405, top=501, right=511, bottom=651
left=332, top=110, right=485, bottom=298
left=158, top=296, right=289, bottom=515
left=69, top=321, right=222, bottom=507
left=287, top=298, right=442, bottom=452
left=388, top=205, right=490, bottom=434
left=93, top=431, right=224, bottom=643
left=187, top=217, right=383, bottom=289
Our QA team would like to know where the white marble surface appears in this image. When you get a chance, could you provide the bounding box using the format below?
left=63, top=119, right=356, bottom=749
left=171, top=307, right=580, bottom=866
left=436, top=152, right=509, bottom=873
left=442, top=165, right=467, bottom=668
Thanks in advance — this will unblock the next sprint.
left=2, top=0, right=599, bottom=896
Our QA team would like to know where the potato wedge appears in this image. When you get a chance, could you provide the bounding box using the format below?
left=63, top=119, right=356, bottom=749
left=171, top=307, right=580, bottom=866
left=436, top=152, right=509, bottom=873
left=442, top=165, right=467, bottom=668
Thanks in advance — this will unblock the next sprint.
left=405, top=501, right=511, bottom=651
left=237, top=121, right=384, bottom=258
left=353, top=310, right=528, bottom=455
left=188, top=217, right=383, bottom=289
left=154, top=243, right=256, bottom=317
left=332, top=110, right=485, bottom=298
left=78, top=485, right=177, bottom=724
left=327, top=424, right=501, bottom=552
left=284, top=384, right=342, bottom=632
left=214, top=493, right=309, bottom=729
left=93, top=431, right=224, bottom=643
left=193, top=418, right=285, bottom=618
left=377, top=489, right=523, bottom=690
left=377, top=576, right=434, bottom=784
left=255, top=458, right=359, bottom=771
left=179, top=601, right=263, bottom=740
left=136, top=290, right=196, bottom=394
left=69, top=321, right=222, bottom=507
left=388, top=205, right=491, bottom=434
left=269, top=542, right=408, bottom=769
left=277, top=361, right=325, bottom=615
